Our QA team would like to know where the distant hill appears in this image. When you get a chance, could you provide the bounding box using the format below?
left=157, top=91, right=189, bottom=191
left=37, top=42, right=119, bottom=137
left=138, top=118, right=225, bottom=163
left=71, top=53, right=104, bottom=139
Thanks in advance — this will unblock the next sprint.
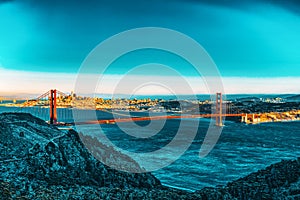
left=235, top=97, right=261, bottom=102
left=286, top=94, right=300, bottom=102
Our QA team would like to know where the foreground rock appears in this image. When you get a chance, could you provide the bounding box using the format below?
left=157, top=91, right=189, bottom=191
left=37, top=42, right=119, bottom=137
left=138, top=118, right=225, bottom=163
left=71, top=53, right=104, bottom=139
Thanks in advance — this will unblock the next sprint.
left=194, top=158, right=300, bottom=199
left=0, top=113, right=299, bottom=199
left=0, top=113, right=160, bottom=199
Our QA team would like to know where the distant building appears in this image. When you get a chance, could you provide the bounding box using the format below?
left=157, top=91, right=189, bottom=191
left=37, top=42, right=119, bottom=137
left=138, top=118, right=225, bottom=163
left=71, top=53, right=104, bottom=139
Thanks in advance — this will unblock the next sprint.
left=71, top=91, right=76, bottom=98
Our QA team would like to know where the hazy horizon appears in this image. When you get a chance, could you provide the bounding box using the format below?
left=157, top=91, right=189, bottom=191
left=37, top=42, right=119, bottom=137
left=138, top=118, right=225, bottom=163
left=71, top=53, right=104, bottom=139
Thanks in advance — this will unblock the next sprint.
left=1, top=90, right=299, bottom=100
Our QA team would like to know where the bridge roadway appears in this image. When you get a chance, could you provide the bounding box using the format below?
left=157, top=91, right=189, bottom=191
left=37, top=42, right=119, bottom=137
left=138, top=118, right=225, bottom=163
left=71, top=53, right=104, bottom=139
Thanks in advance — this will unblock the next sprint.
left=74, top=113, right=246, bottom=125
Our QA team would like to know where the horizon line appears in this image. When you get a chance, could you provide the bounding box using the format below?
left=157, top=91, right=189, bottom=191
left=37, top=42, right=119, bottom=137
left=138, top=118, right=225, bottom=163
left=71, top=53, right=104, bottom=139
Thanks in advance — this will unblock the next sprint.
left=1, top=92, right=299, bottom=100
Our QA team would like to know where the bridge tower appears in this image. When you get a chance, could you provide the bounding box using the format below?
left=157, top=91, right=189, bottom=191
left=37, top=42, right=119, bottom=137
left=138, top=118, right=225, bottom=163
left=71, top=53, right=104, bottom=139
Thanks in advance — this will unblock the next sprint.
left=215, top=92, right=223, bottom=126
left=49, top=89, right=57, bottom=124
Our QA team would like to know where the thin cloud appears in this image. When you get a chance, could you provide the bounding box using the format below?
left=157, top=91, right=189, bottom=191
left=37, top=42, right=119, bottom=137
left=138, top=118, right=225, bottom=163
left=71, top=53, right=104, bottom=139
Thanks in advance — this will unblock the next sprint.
left=1, top=68, right=300, bottom=97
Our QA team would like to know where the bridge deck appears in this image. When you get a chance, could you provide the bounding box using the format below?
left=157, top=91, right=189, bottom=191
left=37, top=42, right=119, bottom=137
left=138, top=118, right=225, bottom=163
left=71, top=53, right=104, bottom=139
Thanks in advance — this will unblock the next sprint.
left=74, top=113, right=245, bottom=125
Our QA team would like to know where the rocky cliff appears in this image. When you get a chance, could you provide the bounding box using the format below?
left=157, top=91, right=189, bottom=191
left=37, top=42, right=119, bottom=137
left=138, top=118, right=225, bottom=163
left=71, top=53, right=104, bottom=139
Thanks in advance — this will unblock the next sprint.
left=0, top=113, right=299, bottom=199
left=0, top=113, right=160, bottom=199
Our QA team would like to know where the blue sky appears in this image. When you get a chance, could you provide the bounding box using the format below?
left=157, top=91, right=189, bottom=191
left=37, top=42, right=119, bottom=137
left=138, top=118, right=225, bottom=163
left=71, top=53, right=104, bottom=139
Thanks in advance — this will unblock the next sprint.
left=0, top=0, right=300, bottom=94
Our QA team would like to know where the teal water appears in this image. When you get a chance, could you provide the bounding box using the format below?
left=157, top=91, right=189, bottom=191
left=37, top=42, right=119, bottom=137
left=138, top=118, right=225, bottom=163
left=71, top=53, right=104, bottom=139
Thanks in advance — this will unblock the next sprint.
left=98, top=119, right=300, bottom=191
left=1, top=106, right=299, bottom=191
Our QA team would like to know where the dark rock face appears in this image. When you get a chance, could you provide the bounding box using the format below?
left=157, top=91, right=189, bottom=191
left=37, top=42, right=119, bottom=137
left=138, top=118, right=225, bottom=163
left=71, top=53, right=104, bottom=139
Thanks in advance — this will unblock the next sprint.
left=0, top=113, right=299, bottom=199
left=0, top=113, right=160, bottom=198
left=193, top=158, right=300, bottom=199
left=224, top=159, right=300, bottom=199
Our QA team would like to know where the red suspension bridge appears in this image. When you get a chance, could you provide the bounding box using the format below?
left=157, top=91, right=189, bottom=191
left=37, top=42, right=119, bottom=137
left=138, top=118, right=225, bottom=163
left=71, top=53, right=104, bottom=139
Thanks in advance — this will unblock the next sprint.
left=14, top=89, right=264, bottom=126
left=21, top=89, right=68, bottom=124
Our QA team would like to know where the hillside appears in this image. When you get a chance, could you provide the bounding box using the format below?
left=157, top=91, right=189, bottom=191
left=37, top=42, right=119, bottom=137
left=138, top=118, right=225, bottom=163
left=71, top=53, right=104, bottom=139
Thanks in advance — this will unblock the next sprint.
left=0, top=113, right=299, bottom=199
left=286, top=94, right=300, bottom=102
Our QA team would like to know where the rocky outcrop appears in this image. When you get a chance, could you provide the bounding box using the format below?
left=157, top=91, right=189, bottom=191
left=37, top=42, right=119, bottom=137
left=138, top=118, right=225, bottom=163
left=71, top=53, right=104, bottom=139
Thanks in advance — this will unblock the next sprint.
left=0, top=113, right=299, bottom=199
left=224, top=158, right=300, bottom=199
left=0, top=113, right=160, bottom=199
left=194, top=158, right=300, bottom=199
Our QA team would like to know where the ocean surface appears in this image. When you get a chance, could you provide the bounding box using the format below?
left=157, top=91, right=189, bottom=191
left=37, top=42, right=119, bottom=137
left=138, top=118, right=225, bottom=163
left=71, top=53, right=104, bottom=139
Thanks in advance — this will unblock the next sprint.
left=94, top=119, right=300, bottom=191
left=0, top=106, right=299, bottom=191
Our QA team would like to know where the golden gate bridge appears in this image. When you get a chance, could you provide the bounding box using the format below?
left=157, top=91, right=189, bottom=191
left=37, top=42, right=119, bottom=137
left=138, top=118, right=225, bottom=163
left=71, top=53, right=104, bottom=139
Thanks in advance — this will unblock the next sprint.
left=11, top=89, right=261, bottom=126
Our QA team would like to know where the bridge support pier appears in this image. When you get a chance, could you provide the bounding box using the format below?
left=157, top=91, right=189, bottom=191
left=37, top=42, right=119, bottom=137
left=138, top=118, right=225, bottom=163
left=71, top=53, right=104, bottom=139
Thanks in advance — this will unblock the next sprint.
left=215, top=92, right=223, bottom=126
left=241, top=113, right=248, bottom=124
left=242, top=114, right=261, bottom=124
left=49, top=89, right=57, bottom=125
left=252, top=114, right=255, bottom=124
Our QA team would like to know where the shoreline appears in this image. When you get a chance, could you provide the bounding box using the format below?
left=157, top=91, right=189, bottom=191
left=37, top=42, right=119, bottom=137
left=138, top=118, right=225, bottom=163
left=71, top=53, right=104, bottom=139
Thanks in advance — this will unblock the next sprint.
left=244, top=117, right=300, bottom=125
